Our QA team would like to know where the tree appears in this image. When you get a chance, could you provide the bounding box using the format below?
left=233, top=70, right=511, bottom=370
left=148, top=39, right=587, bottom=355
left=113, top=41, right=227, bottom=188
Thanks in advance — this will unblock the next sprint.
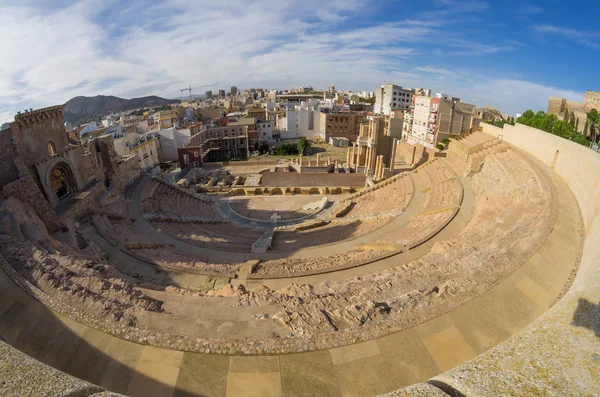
left=584, top=120, right=589, bottom=137
left=569, top=112, right=576, bottom=128
left=575, top=117, right=579, bottom=133
left=588, top=109, right=599, bottom=143
left=564, top=108, right=569, bottom=123
left=297, top=137, right=310, bottom=155
left=258, top=141, right=270, bottom=154
left=275, top=143, right=299, bottom=156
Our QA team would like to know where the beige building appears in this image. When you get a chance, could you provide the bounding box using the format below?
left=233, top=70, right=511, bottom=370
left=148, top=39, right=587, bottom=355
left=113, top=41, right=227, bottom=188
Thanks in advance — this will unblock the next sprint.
left=113, top=132, right=159, bottom=172
left=404, top=94, right=475, bottom=149
left=320, top=112, right=366, bottom=142
left=157, top=109, right=179, bottom=129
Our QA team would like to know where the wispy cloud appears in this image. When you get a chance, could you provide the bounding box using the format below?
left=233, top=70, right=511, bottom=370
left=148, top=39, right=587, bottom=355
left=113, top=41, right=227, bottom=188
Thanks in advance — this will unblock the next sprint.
left=535, top=25, right=600, bottom=49
left=522, top=5, right=543, bottom=15
left=0, top=0, right=585, bottom=124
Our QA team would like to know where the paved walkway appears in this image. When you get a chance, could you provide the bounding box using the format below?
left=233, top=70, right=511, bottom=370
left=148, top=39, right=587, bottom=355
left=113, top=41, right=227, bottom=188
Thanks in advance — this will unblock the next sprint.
left=0, top=157, right=582, bottom=397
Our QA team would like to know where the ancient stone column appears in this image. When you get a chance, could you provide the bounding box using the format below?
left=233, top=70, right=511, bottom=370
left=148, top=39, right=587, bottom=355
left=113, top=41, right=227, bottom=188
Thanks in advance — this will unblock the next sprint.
left=299, top=154, right=303, bottom=166
left=328, top=157, right=332, bottom=165
left=366, top=147, right=373, bottom=175
left=389, top=139, right=397, bottom=171
left=316, top=153, right=321, bottom=166
left=351, top=143, right=356, bottom=166
left=346, top=147, right=351, bottom=167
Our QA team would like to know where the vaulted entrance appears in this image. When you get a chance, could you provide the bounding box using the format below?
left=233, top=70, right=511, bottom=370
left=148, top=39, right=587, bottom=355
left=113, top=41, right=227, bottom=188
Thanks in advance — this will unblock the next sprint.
left=50, top=162, right=76, bottom=200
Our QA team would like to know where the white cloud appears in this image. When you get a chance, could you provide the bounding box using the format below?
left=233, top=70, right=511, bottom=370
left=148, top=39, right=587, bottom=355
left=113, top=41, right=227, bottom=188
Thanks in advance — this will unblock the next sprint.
left=535, top=25, right=600, bottom=49
left=0, top=0, right=580, bottom=125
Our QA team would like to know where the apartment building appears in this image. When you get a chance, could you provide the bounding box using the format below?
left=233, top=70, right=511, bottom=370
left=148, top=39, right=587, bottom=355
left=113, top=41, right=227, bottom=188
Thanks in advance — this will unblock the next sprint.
left=157, top=109, right=179, bottom=129
left=204, top=90, right=213, bottom=99
left=256, top=120, right=280, bottom=143
left=404, top=94, right=475, bottom=149
left=230, top=86, right=238, bottom=96
left=279, top=102, right=322, bottom=139
left=218, top=89, right=226, bottom=98
left=320, top=112, right=366, bottom=142
left=374, top=84, right=414, bottom=115
left=180, top=125, right=249, bottom=164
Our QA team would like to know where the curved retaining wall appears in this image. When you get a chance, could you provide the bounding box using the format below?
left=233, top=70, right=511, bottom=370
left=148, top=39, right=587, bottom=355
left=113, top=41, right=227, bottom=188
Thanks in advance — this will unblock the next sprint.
left=395, top=122, right=600, bottom=395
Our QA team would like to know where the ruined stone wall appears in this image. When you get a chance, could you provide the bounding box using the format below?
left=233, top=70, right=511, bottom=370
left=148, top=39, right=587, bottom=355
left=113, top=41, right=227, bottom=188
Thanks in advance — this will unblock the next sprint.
left=114, top=155, right=141, bottom=192
left=397, top=142, right=416, bottom=164
left=93, top=135, right=141, bottom=193
left=0, top=130, right=20, bottom=188
left=547, top=97, right=566, bottom=116
left=547, top=96, right=588, bottom=133
left=62, top=182, right=106, bottom=220
left=584, top=90, right=600, bottom=111
left=1, top=173, right=64, bottom=233
left=10, top=106, right=69, bottom=170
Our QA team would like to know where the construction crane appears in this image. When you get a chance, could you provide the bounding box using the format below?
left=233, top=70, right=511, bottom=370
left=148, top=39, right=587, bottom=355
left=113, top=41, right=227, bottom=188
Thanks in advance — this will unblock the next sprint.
left=180, top=84, right=216, bottom=101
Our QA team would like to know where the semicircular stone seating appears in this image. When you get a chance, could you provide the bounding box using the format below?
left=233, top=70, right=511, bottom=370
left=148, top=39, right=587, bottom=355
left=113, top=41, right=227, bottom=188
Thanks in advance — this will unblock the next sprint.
left=0, top=130, right=584, bottom=396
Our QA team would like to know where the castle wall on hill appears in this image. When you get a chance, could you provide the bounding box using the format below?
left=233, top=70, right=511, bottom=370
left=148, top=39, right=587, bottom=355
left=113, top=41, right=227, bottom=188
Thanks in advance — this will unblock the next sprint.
left=584, top=90, right=600, bottom=111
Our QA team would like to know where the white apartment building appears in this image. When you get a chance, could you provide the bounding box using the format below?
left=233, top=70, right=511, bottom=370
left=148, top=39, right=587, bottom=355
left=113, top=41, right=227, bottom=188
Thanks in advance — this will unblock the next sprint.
left=256, top=121, right=280, bottom=143
left=157, top=127, right=193, bottom=162
left=404, top=95, right=476, bottom=149
left=279, top=101, right=322, bottom=139
left=374, top=84, right=414, bottom=115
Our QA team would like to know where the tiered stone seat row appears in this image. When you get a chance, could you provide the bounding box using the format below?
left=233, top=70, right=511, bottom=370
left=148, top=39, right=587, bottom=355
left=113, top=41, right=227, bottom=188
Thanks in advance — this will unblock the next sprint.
left=271, top=218, right=385, bottom=252
left=347, top=174, right=413, bottom=217
left=154, top=221, right=264, bottom=253
left=92, top=214, right=241, bottom=274
left=140, top=180, right=221, bottom=220
left=415, top=159, right=457, bottom=188
left=243, top=149, right=557, bottom=350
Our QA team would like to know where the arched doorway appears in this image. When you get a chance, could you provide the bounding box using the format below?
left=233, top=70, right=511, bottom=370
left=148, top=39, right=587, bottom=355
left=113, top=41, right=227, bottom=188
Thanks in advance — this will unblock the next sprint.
left=50, top=163, right=76, bottom=200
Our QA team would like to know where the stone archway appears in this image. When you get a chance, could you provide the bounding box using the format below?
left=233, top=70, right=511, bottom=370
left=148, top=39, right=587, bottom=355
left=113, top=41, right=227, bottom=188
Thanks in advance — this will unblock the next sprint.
left=49, top=162, right=77, bottom=200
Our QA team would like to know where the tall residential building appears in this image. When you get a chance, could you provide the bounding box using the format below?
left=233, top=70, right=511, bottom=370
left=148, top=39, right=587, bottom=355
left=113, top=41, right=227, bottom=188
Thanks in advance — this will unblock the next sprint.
left=404, top=95, right=476, bottom=149
left=374, top=84, right=414, bottom=115
left=218, top=89, right=226, bottom=98
left=320, top=113, right=365, bottom=143
left=230, top=86, right=238, bottom=96
left=204, top=90, right=213, bottom=99
left=328, top=85, right=336, bottom=93
left=279, top=102, right=322, bottom=139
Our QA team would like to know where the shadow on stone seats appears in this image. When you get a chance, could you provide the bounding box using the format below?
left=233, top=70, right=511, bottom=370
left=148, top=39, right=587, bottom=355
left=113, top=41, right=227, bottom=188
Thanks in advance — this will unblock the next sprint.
left=572, top=298, right=600, bottom=338
left=0, top=266, right=185, bottom=396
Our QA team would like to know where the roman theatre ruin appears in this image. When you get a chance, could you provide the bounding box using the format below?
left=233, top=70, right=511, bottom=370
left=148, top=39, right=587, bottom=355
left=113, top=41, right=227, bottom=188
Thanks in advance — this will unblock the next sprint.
left=0, top=107, right=598, bottom=397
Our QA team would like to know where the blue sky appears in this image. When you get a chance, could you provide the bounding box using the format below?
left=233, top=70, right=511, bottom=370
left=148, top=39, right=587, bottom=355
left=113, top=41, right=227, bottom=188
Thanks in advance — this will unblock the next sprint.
left=0, top=0, right=597, bottom=124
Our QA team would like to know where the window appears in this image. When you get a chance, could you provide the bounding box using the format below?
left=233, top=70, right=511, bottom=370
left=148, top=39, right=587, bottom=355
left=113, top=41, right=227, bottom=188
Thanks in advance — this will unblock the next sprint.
left=47, top=141, right=56, bottom=156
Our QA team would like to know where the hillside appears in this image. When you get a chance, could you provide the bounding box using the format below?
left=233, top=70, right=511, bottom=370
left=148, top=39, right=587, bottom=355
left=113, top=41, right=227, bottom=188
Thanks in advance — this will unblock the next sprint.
left=63, top=95, right=179, bottom=125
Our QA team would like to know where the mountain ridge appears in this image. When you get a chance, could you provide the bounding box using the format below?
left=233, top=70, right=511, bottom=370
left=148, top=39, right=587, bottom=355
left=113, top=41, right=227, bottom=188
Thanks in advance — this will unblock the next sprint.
left=63, top=94, right=179, bottom=125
